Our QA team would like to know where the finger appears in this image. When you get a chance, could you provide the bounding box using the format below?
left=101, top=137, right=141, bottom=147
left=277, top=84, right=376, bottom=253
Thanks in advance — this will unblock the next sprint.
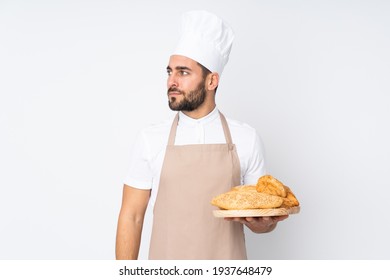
left=272, top=215, right=289, bottom=222
left=225, top=217, right=244, bottom=223
left=246, top=216, right=273, bottom=223
left=262, top=217, right=272, bottom=222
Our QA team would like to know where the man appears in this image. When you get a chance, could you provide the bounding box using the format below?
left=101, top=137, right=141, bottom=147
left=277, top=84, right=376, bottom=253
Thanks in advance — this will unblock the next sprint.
left=116, top=10, right=288, bottom=260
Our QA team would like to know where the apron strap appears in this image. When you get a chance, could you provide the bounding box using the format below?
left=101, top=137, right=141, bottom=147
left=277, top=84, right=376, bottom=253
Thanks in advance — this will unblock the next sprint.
left=219, top=112, right=233, bottom=145
left=167, top=113, right=179, bottom=145
left=167, top=111, right=233, bottom=145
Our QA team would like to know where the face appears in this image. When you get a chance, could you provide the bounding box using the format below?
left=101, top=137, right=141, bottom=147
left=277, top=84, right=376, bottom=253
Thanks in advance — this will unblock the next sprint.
left=166, top=55, right=207, bottom=112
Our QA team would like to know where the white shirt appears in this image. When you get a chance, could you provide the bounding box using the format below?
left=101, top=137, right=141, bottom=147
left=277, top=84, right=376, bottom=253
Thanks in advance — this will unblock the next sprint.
left=124, top=107, right=267, bottom=208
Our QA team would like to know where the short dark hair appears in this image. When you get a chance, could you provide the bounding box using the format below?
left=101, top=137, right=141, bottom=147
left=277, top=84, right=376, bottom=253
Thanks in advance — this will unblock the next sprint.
left=197, top=62, right=211, bottom=79
left=197, top=63, right=218, bottom=93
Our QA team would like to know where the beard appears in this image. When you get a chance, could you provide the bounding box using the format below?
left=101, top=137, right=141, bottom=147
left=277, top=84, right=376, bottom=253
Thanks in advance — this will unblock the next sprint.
left=167, top=80, right=207, bottom=112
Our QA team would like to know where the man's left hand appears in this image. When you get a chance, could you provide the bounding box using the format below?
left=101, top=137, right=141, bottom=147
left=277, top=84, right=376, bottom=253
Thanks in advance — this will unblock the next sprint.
left=225, top=215, right=289, bottom=233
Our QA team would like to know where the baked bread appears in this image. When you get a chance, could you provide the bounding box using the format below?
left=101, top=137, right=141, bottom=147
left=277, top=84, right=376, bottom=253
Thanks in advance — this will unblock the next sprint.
left=280, top=186, right=300, bottom=208
left=211, top=175, right=299, bottom=211
left=211, top=189, right=283, bottom=210
left=256, top=175, right=287, bottom=198
left=231, top=185, right=257, bottom=192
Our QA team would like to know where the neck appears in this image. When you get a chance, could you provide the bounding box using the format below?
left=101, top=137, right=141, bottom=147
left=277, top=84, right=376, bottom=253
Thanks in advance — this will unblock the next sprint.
left=182, top=102, right=216, bottom=119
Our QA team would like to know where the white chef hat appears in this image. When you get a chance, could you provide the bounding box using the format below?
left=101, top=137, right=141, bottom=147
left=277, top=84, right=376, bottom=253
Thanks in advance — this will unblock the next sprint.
left=173, top=10, right=234, bottom=75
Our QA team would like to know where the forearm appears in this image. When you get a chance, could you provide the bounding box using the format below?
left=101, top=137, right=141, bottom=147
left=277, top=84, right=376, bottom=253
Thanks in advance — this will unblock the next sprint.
left=116, top=185, right=150, bottom=259
left=115, top=214, right=144, bottom=259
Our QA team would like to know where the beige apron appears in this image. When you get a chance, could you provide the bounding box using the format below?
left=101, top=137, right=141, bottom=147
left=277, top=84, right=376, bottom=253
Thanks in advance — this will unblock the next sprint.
left=149, top=111, right=247, bottom=260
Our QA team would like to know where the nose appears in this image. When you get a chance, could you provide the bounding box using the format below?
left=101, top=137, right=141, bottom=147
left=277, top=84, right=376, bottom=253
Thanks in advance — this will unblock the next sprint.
left=167, top=73, right=178, bottom=89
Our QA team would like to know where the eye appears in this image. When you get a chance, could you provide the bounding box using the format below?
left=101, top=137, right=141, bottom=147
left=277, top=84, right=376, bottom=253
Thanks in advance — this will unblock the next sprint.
left=180, top=71, right=189, bottom=76
left=167, top=69, right=172, bottom=76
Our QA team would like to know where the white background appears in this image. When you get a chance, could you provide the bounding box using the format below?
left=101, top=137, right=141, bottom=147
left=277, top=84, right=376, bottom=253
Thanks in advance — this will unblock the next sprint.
left=1, top=0, right=389, bottom=260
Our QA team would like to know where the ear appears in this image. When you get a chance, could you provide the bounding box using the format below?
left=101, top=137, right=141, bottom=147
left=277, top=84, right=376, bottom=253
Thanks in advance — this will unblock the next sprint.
left=206, top=73, right=219, bottom=92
